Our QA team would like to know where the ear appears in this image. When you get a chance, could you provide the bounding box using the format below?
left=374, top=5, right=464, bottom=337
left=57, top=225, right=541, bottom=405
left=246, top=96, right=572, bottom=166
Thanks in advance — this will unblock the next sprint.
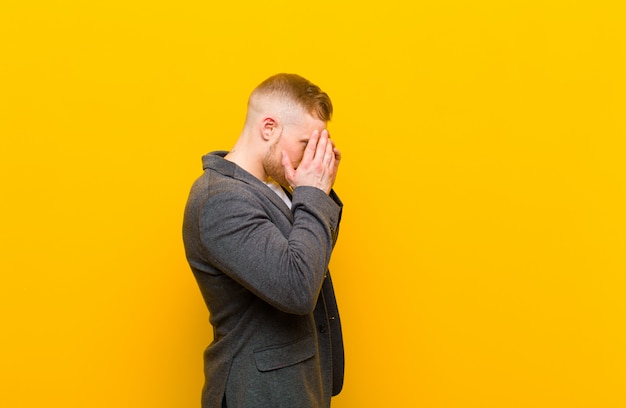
left=260, top=116, right=278, bottom=141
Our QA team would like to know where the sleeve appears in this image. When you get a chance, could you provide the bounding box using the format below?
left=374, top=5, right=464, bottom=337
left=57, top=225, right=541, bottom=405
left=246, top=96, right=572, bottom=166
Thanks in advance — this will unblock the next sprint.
left=198, top=185, right=341, bottom=315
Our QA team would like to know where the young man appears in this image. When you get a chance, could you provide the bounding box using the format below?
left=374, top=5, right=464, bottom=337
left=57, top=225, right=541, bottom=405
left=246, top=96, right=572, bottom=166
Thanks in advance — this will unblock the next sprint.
left=183, top=73, right=345, bottom=407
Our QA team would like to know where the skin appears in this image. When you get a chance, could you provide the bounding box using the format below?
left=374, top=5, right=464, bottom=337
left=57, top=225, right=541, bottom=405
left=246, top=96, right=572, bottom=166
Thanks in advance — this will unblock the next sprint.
left=225, top=97, right=341, bottom=195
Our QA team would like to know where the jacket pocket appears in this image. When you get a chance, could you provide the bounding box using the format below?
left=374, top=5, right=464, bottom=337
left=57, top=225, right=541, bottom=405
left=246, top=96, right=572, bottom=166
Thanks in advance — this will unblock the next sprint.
left=254, top=335, right=316, bottom=372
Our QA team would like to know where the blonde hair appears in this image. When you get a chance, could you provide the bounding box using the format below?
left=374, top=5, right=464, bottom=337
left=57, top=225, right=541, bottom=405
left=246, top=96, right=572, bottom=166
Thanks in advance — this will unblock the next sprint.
left=250, top=73, right=333, bottom=122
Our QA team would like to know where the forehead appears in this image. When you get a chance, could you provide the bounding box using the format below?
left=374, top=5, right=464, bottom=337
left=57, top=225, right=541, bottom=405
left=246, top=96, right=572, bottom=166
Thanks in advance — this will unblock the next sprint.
left=285, top=110, right=326, bottom=133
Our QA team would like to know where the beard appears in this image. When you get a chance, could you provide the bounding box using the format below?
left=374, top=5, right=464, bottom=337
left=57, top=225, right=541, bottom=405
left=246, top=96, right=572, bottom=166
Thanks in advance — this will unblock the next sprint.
left=263, top=136, right=289, bottom=188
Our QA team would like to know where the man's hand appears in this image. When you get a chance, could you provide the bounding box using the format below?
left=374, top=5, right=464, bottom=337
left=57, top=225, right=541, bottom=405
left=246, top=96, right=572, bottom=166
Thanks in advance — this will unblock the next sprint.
left=282, top=129, right=341, bottom=195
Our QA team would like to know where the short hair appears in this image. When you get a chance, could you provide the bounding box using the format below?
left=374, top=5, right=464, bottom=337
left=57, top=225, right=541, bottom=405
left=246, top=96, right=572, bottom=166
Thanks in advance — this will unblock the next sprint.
left=250, top=73, right=333, bottom=122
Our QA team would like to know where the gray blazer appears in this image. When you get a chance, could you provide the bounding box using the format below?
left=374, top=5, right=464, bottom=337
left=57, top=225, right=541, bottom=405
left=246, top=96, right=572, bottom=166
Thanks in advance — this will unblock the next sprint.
left=183, top=152, right=345, bottom=408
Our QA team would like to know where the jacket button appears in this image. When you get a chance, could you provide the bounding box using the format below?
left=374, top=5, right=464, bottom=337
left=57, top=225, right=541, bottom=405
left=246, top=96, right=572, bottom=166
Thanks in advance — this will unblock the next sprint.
left=318, top=324, right=327, bottom=333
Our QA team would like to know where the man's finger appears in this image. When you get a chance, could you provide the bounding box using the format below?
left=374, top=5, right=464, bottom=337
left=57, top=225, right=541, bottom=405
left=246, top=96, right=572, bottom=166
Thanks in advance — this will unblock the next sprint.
left=333, top=147, right=341, bottom=162
left=301, top=129, right=320, bottom=165
left=322, top=138, right=334, bottom=168
left=313, top=130, right=329, bottom=165
left=281, top=151, right=295, bottom=183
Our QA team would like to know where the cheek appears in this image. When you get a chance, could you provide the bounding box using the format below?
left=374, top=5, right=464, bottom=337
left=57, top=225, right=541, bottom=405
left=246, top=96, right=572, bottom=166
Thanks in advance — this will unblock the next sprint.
left=291, top=147, right=307, bottom=167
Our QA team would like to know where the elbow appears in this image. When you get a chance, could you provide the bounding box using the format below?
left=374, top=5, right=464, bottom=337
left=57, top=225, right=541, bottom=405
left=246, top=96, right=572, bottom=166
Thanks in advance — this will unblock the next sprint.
left=273, top=252, right=327, bottom=315
left=275, top=282, right=319, bottom=315
left=285, top=297, right=317, bottom=315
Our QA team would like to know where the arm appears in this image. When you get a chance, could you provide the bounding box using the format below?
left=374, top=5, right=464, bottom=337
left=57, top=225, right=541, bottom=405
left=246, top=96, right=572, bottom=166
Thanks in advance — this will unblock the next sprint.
left=199, top=185, right=341, bottom=315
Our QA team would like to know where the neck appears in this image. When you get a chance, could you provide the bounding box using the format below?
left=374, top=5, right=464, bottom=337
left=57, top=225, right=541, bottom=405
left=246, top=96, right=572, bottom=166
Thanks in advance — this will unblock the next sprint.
left=224, top=136, right=267, bottom=181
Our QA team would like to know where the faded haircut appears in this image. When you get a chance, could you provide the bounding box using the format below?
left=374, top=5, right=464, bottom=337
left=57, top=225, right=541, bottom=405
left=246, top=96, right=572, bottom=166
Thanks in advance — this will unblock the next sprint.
left=250, top=73, right=333, bottom=122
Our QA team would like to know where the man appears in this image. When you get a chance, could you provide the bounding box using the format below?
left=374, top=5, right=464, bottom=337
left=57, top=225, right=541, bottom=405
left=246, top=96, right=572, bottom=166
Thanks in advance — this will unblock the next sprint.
left=182, top=73, right=345, bottom=408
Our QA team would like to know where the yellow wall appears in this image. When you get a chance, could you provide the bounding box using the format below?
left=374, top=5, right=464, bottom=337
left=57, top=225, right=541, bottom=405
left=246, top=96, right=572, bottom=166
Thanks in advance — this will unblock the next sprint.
left=1, top=1, right=625, bottom=407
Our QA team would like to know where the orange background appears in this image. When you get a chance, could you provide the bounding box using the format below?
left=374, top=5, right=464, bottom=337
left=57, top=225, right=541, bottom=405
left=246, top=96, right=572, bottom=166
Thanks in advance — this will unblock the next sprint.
left=1, top=1, right=625, bottom=407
